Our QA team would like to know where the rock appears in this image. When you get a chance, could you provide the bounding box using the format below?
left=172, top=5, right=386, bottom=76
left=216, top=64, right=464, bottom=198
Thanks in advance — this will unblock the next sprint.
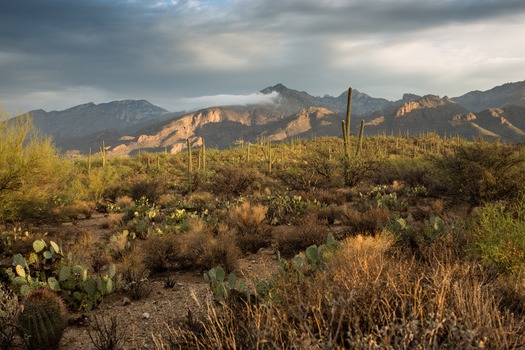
left=142, top=312, right=150, bottom=319
left=122, top=297, right=131, bottom=306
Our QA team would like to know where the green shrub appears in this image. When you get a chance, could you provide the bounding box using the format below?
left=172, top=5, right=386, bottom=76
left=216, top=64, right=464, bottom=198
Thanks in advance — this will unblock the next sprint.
left=0, top=117, right=71, bottom=225
left=435, top=140, right=525, bottom=208
left=471, top=198, right=525, bottom=274
left=207, top=165, right=262, bottom=198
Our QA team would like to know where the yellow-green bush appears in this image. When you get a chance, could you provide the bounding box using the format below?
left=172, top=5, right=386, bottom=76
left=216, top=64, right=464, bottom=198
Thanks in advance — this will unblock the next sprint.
left=0, top=116, right=71, bottom=225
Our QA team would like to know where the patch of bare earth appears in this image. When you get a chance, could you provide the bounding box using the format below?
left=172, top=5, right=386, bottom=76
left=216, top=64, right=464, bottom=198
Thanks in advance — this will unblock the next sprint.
left=56, top=214, right=279, bottom=349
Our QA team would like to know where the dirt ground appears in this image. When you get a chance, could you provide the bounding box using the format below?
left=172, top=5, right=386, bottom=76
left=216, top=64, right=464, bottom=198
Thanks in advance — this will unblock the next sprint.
left=53, top=213, right=280, bottom=349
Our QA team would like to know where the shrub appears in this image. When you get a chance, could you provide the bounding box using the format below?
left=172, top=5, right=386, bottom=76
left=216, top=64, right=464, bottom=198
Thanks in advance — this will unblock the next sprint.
left=344, top=157, right=383, bottom=188
left=120, top=249, right=152, bottom=300
left=0, top=116, right=71, bottom=225
left=141, top=234, right=178, bottom=273
left=175, top=221, right=240, bottom=272
left=274, top=214, right=331, bottom=258
left=208, top=165, right=262, bottom=198
left=67, top=200, right=96, bottom=219
left=435, top=140, right=525, bottom=208
left=88, top=316, right=126, bottom=350
left=471, top=198, right=525, bottom=274
left=276, top=152, right=342, bottom=191
left=114, top=195, right=134, bottom=210
left=388, top=157, right=437, bottom=188
left=129, top=179, right=162, bottom=202
left=226, top=201, right=272, bottom=253
left=340, top=205, right=390, bottom=234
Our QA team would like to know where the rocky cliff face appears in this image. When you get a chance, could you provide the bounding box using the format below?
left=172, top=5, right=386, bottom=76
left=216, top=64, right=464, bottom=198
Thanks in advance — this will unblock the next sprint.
left=366, top=94, right=525, bottom=142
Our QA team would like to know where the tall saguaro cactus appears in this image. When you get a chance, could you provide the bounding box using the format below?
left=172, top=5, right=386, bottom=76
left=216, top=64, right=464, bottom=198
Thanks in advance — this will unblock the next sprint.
left=187, top=138, right=192, bottom=193
left=342, top=87, right=353, bottom=186
left=356, top=119, right=365, bottom=157
left=100, top=141, right=108, bottom=168
left=201, top=138, right=206, bottom=175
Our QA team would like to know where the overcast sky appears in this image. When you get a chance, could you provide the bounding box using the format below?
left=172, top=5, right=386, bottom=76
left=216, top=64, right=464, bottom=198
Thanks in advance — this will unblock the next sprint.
left=1, top=0, right=525, bottom=114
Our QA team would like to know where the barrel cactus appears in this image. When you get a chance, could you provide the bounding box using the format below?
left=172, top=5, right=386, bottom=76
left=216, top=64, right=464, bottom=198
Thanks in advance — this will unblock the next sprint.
left=18, top=288, right=67, bottom=350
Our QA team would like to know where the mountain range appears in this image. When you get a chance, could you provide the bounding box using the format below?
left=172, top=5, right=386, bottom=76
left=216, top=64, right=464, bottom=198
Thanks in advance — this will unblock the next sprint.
left=20, top=80, right=525, bottom=156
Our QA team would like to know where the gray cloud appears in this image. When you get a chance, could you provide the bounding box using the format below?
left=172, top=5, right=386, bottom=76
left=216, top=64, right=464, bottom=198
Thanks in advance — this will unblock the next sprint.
left=1, top=0, right=525, bottom=114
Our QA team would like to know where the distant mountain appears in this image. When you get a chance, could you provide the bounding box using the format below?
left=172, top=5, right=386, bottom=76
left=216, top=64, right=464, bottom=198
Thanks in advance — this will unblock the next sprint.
left=26, top=100, right=176, bottom=152
left=260, top=83, right=391, bottom=115
left=452, top=80, right=525, bottom=112
left=363, top=94, right=525, bottom=142
left=14, top=80, right=525, bottom=155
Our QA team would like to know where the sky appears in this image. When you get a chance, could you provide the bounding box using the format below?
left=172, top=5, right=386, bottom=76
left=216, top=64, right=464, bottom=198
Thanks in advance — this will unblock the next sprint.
left=1, top=0, right=525, bottom=114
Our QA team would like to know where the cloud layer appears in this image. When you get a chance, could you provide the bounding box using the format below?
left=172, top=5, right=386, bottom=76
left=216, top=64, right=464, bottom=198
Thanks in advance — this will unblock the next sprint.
left=1, top=0, right=525, bottom=113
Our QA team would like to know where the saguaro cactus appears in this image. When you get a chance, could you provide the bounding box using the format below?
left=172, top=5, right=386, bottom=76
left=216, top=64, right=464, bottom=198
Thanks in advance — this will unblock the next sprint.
left=18, top=288, right=67, bottom=350
left=356, top=120, right=365, bottom=157
left=201, top=138, right=206, bottom=175
left=342, top=87, right=353, bottom=185
left=87, top=148, right=92, bottom=174
left=187, top=138, right=193, bottom=193
left=100, top=141, right=108, bottom=168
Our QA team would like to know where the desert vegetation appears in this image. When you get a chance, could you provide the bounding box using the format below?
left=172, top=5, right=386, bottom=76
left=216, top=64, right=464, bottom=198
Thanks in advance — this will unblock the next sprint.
left=1, top=110, right=525, bottom=349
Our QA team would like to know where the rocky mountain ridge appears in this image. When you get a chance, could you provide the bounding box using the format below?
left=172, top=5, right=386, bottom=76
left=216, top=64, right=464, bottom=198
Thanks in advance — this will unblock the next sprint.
left=19, top=80, right=525, bottom=155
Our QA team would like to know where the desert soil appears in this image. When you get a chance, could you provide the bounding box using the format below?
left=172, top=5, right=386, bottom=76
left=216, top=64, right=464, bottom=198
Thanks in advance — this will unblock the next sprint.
left=51, top=213, right=279, bottom=349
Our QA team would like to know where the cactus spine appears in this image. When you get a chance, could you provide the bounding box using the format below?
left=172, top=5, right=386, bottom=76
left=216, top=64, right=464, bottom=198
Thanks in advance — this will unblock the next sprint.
left=18, top=288, right=67, bottom=350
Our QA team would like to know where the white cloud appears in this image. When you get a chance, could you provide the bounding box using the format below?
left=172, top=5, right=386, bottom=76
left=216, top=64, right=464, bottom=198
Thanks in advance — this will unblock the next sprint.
left=175, top=91, right=280, bottom=111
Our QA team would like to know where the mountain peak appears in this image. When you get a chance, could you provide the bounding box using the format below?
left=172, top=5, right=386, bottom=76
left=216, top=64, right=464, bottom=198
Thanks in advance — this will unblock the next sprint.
left=260, top=83, right=291, bottom=94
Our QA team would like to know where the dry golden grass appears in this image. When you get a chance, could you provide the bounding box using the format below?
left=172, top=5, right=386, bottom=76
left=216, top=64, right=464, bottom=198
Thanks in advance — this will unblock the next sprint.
left=227, top=201, right=267, bottom=232
left=175, top=219, right=240, bottom=272
left=156, top=232, right=525, bottom=349
left=107, top=212, right=124, bottom=230
left=226, top=201, right=272, bottom=253
left=115, top=195, right=134, bottom=209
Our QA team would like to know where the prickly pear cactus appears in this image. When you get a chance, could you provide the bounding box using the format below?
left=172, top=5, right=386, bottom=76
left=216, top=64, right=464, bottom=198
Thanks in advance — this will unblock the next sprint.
left=18, top=288, right=67, bottom=350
